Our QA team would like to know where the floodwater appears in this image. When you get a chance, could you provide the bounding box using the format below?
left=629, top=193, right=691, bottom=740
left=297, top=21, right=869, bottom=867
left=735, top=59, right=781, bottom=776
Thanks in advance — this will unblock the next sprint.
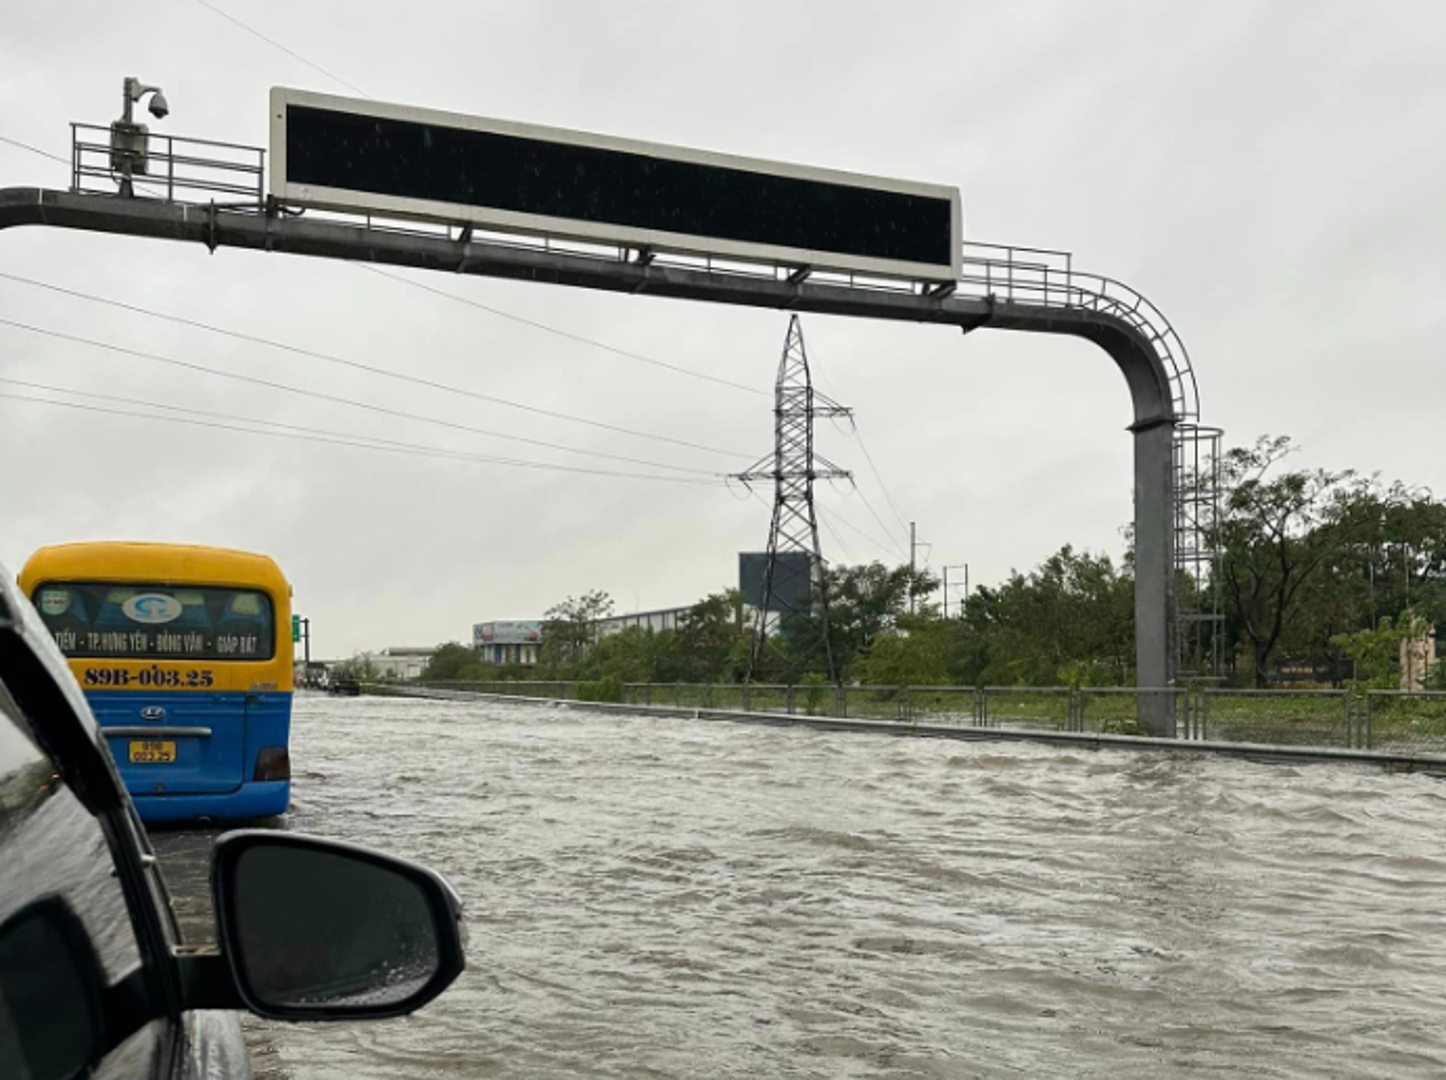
left=153, top=693, right=1446, bottom=1079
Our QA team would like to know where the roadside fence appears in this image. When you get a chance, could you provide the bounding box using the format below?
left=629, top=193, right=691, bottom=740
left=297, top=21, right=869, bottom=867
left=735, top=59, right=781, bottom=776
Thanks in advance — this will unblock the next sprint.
left=405, top=680, right=1446, bottom=754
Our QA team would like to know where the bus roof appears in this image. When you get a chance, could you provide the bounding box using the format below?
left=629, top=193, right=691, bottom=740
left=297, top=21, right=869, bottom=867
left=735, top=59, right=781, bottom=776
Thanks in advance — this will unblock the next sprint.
left=19, top=542, right=290, bottom=597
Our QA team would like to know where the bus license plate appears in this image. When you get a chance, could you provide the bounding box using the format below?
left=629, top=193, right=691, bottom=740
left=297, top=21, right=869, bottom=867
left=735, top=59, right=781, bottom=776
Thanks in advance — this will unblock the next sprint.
left=129, top=740, right=176, bottom=764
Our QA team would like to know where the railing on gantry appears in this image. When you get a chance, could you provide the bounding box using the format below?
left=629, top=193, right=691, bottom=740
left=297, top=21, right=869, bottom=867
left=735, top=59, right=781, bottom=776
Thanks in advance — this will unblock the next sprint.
left=70, top=122, right=264, bottom=206
left=956, top=241, right=1199, bottom=423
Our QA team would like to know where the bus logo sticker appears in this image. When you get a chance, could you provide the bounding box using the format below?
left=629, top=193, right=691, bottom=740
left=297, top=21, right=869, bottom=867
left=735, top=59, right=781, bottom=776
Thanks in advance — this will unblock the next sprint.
left=39, top=589, right=72, bottom=616
left=123, top=593, right=184, bottom=624
left=140, top=706, right=167, bottom=721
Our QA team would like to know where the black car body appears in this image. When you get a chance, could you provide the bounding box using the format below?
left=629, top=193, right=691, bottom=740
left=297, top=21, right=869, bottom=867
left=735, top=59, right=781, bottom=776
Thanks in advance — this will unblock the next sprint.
left=0, top=565, right=466, bottom=1080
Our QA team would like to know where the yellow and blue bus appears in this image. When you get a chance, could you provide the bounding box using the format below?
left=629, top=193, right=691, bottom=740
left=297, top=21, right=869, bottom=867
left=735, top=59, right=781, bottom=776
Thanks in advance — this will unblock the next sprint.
left=19, top=542, right=293, bottom=823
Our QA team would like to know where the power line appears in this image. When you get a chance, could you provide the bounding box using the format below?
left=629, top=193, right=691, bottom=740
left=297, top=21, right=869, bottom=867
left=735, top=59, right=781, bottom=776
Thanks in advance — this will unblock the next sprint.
left=0, top=269, right=748, bottom=458
left=357, top=266, right=768, bottom=398
left=748, top=475, right=903, bottom=567
left=852, top=428, right=912, bottom=544
left=199, top=0, right=781, bottom=409
left=193, top=0, right=765, bottom=400
left=817, top=504, right=904, bottom=564
left=817, top=511, right=853, bottom=565
left=0, top=131, right=168, bottom=197
left=852, top=486, right=911, bottom=562
left=0, top=316, right=725, bottom=477
left=0, top=134, right=68, bottom=164
left=192, top=0, right=371, bottom=99
left=0, top=383, right=717, bottom=486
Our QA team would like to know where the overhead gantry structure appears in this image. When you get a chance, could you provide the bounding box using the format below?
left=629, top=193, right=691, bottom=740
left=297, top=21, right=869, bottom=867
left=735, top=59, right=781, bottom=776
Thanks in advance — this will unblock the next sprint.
left=0, top=110, right=1210, bottom=734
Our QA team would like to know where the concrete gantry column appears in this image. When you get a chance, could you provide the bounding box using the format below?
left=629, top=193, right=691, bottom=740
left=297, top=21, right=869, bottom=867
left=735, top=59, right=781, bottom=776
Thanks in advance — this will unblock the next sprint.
left=1132, top=419, right=1176, bottom=735
left=983, top=307, right=1179, bottom=736
left=0, top=188, right=1184, bottom=732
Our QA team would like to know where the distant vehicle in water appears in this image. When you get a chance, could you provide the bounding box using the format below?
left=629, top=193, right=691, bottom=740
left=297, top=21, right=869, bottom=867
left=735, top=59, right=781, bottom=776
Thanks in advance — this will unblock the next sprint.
left=329, top=676, right=361, bottom=697
left=19, top=541, right=294, bottom=823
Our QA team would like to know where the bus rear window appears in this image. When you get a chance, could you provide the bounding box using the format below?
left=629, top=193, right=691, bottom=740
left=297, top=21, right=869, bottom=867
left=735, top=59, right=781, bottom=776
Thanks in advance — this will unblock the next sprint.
left=31, top=582, right=276, bottom=660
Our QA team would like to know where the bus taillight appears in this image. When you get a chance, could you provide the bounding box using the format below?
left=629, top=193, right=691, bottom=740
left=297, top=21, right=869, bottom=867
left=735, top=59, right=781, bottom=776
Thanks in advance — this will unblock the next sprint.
left=253, top=746, right=291, bottom=782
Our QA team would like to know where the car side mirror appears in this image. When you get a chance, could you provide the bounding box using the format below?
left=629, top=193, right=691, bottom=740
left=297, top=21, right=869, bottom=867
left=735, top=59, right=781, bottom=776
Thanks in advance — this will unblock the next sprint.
left=210, top=831, right=465, bottom=1020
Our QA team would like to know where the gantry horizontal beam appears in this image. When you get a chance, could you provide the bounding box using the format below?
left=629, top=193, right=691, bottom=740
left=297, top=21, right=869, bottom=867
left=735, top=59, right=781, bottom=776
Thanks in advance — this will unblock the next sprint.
left=0, top=188, right=1175, bottom=428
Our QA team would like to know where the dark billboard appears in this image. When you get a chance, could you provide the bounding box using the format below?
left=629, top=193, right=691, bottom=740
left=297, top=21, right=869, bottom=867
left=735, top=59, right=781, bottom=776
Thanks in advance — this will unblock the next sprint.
left=272, top=89, right=961, bottom=280
left=739, top=552, right=815, bottom=613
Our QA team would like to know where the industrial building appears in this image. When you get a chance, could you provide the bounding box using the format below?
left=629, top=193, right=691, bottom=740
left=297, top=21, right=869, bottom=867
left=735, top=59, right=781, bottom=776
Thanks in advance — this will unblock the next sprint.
left=593, top=606, right=693, bottom=637
left=473, top=620, right=543, bottom=666
left=360, top=646, right=437, bottom=680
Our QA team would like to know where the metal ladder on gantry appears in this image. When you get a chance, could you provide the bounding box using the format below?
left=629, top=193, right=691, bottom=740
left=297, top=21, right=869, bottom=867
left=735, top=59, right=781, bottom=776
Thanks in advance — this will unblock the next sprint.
left=952, top=243, right=1223, bottom=680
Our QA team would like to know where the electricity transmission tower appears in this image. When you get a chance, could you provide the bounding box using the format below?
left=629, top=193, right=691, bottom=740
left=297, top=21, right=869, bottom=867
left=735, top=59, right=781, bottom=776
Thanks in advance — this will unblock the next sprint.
left=735, top=316, right=851, bottom=683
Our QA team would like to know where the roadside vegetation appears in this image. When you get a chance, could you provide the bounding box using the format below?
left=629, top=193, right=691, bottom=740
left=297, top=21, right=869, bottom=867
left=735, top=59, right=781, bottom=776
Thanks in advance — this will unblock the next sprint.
left=417, top=435, right=1446, bottom=692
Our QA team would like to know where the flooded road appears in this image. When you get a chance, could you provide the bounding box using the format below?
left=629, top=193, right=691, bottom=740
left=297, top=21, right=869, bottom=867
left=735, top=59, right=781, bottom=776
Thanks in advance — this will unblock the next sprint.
left=154, top=693, right=1446, bottom=1078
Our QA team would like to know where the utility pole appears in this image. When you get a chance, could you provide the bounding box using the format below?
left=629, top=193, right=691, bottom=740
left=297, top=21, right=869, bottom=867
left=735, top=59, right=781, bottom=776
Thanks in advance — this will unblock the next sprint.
left=942, top=564, right=968, bottom=619
left=910, top=521, right=917, bottom=615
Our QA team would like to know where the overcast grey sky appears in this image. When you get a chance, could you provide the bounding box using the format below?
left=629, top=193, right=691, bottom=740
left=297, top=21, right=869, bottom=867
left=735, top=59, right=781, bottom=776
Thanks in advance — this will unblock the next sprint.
left=1, top=1, right=1443, bottom=658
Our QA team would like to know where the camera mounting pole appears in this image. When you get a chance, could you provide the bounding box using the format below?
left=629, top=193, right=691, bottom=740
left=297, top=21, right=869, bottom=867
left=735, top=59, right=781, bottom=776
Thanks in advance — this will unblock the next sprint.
left=112, top=76, right=169, bottom=197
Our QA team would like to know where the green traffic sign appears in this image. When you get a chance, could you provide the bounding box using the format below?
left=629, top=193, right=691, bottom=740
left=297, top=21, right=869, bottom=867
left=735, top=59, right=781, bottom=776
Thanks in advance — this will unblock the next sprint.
left=292, top=614, right=301, bottom=643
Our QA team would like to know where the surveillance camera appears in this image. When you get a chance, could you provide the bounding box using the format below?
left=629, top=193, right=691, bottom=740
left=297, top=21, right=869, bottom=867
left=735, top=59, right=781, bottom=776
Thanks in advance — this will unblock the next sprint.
left=148, top=91, right=169, bottom=119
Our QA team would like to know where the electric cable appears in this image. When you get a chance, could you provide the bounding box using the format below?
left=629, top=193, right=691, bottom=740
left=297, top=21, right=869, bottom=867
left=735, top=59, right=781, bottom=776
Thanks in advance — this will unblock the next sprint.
left=190, top=0, right=769, bottom=400
left=0, top=134, right=67, bottom=164
left=0, top=384, right=718, bottom=486
left=0, top=269, right=749, bottom=457
left=357, top=266, right=768, bottom=397
left=852, top=487, right=911, bottom=562
left=0, top=131, right=168, bottom=196
left=0, top=317, right=724, bottom=477
left=817, top=504, right=906, bottom=564
left=192, top=0, right=372, bottom=99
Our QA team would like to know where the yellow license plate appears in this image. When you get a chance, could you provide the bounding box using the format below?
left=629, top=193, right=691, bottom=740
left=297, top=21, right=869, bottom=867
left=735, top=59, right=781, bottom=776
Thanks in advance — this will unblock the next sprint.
left=129, top=740, right=176, bottom=764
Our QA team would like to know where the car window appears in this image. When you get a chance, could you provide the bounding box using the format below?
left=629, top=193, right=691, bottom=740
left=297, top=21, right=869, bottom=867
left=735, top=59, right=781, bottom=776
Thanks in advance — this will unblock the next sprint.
left=0, top=676, right=161, bottom=1079
left=0, top=679, right=141, bottom=980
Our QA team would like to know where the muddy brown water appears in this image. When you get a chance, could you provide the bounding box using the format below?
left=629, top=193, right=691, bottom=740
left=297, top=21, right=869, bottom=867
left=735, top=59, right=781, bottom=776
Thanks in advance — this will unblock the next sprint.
left=151, top=693, right=1446, bottom=1079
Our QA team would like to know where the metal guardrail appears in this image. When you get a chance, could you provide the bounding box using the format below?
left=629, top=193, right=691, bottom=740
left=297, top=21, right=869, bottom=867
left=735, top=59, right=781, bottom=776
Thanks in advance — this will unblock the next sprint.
left=412, top=682, right=1446, bottom=752
left=1363, top=690, right=1446, bottom=753
left=1192, top=688, right=1356, bottom=748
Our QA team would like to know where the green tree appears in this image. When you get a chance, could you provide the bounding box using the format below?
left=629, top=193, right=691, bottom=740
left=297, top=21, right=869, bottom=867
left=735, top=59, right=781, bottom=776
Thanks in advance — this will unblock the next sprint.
left=675, top=590, right=749, bottom=682
left=955, top=546, right=1134, bottom=687
left=1211, top=438, right=1446, bottom=685
left=331, top=652, right=383, bottom=683
left=538, top=590, right=614, bottom=674
left=1340, top=483, right=1446, bottom=631
left=1330, top=613, right=1426, bottom=693
left=855, top=613, right=954, bottom=686
left=578, top=626, right=679, bottom=683
left=1218, top=436, right=1362, bottom=687
left=420, top=641, right=484, bottom=682
left=794, top=561, right=937, bottom=681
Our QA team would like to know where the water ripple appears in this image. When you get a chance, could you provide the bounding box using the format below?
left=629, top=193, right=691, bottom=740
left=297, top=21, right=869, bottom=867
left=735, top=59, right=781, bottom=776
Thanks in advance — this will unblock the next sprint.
left=157, top=694, right=1446, bottom=1079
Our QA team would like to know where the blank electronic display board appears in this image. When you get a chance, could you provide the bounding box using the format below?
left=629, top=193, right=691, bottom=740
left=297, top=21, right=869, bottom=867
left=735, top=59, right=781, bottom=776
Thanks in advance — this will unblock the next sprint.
left=271, top=88, right=961, bottom=280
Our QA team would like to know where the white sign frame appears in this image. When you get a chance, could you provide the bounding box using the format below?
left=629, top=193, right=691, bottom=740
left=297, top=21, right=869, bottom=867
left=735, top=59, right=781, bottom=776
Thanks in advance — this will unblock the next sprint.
left=270, top=87, right=962, bottom=282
